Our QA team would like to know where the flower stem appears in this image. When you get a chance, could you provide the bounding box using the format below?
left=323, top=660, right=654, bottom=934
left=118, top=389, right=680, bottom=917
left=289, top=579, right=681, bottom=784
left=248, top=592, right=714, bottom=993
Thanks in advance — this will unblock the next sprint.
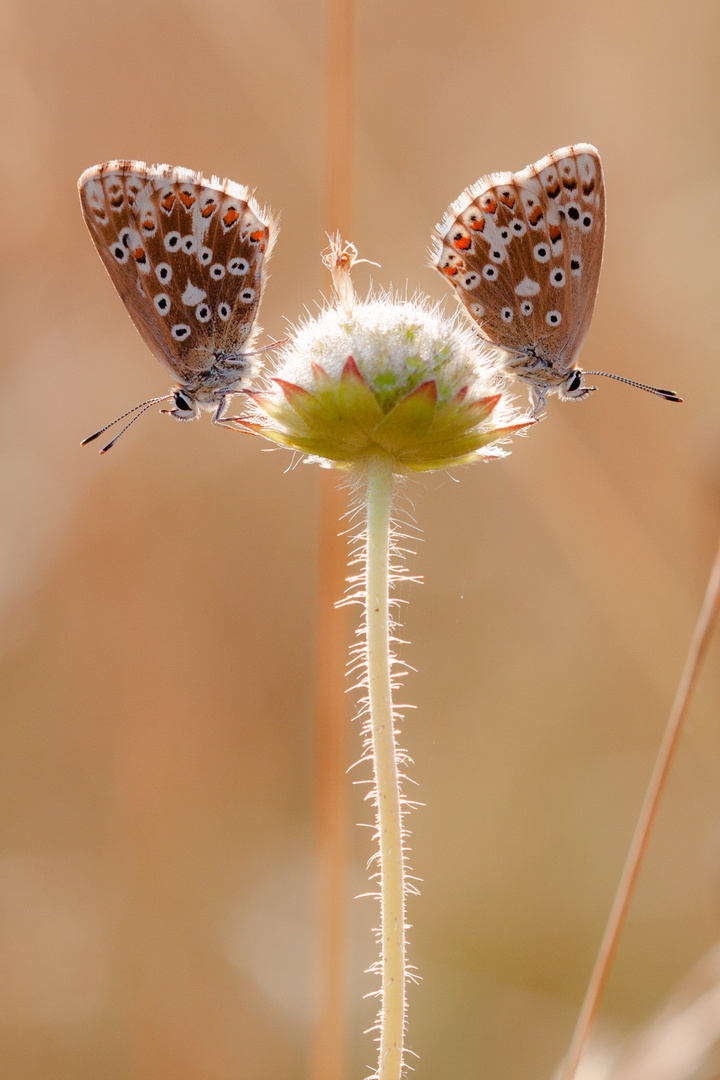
left=364, top=453, right=406, bottom=1080
left=560, top=534, right=720, bottom=1080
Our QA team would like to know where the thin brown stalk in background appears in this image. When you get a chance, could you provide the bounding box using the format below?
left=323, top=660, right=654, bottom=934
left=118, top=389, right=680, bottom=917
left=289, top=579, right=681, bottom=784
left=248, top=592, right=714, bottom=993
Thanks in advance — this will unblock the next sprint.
left=561, top=536, right=720, bottom=1080
left=311, top=3, right=354, bottom=1079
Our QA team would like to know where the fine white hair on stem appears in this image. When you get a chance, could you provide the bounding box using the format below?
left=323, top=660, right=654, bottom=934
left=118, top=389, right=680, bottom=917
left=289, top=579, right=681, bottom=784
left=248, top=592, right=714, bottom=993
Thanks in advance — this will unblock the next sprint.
left=338, top=466, right=421, bottom=1080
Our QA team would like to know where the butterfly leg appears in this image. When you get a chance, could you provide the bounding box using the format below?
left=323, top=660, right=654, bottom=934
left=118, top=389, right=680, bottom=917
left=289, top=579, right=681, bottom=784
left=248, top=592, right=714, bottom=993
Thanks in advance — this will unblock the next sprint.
left=529, top=385, right=549, bottom=416
left=212, top=392, right=254, bottom=427
left=212, top=395, right=234, bottom=424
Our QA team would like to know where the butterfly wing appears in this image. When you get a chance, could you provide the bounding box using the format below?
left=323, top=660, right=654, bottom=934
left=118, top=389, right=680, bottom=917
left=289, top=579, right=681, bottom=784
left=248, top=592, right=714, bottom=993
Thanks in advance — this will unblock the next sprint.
left=130, top=170, right=277, bottom=378
left=433, top=144, right=605, bottom=382
left=78, top=161, right=277, bottom=385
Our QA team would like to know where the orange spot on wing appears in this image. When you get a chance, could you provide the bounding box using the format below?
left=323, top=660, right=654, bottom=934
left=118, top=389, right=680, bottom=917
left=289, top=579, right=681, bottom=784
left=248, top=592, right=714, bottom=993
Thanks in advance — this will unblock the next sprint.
left=529, top=204, right=544, bottom=225
left=201, top=201, right=217, bottom=218
left=250, top=229, right=265, bottom=243
left=134, top=247, right=147, bottom=263
left=161, top=193, right=175, bottom=212
left=223, top=207, right=240, bottom=227
left=178, top=190, right=196, bottom=209
left=549, top=225, right=562, bottom=243
left=499, top=192, right=516, bottom=208
left=482, top=196, right=497, bottom=214
left=441, top=265, right=459, bottom=278
left=468, top=213, right=485, bottom=232
left=453, top=233, right=471, bottom=250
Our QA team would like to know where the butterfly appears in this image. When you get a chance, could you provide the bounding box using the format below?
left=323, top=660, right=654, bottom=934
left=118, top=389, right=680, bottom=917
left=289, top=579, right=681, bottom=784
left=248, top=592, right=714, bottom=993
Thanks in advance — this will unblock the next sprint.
left=432, top=144, right=681, bottom=413
left=78, top=160, right=278, bottom=451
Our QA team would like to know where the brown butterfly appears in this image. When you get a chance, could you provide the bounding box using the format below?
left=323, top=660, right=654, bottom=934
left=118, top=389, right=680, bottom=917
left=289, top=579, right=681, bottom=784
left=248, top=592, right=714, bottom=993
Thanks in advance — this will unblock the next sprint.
left=432, top=144, right=681, bottom=413
left=78, top=160, right=278, bottom=451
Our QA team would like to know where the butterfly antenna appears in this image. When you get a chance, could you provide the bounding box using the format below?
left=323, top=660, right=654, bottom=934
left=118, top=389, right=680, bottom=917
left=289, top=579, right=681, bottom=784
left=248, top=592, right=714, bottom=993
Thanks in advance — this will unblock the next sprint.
left=81, top=395, right=175, bottom=451
left=584, top=371, right=683, bottom=402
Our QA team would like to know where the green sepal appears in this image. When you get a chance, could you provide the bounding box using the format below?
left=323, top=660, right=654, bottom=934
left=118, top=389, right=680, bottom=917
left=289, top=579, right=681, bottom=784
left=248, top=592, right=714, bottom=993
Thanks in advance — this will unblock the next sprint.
left=373, top=380, right=438, bottom=450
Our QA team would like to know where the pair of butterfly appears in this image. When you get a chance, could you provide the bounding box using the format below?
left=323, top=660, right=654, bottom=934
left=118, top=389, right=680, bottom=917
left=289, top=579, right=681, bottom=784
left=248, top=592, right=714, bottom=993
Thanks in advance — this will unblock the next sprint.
left=78, top=146, right=680, bottom=452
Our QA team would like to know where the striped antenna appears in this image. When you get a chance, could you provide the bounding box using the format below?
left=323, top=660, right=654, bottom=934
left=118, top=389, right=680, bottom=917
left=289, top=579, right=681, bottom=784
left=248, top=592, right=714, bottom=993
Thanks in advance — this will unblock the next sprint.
left=81, top=394, right=175, bottom=453
left=584, top=371, right=682, bottom=402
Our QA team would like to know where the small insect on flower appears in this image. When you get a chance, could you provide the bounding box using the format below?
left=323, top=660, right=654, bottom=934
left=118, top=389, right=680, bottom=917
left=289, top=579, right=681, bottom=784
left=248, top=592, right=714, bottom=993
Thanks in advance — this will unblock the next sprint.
left=228, top=236, right=533, bottom=472
left=78, top=160, right=279, bottom=452
left=432, top=144, right=682, bottom=414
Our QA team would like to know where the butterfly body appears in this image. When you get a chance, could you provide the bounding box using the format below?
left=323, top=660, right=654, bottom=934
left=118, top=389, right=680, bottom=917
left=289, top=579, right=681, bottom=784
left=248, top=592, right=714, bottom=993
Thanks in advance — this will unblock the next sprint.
left=78, top=160, right=277, bottom=442
left=433, top=144, right=606, bottom=412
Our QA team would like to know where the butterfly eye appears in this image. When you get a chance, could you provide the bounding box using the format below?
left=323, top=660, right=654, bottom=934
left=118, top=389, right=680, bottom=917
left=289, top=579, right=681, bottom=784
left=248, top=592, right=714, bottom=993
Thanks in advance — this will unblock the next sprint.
left=174, top=391, right=193, bottom=412
left=566, top=371, right=582, bottom=393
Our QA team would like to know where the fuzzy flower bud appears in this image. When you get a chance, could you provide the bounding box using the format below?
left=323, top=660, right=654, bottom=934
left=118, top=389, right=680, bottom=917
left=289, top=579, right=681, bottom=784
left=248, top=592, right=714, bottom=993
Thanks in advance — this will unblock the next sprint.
left=232, top=239, right=533, bottom=470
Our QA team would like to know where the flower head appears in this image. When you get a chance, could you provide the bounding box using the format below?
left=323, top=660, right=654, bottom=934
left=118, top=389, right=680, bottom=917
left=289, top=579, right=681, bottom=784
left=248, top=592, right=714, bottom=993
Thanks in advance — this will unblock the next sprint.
left=232, top=239, right=533, bottom=471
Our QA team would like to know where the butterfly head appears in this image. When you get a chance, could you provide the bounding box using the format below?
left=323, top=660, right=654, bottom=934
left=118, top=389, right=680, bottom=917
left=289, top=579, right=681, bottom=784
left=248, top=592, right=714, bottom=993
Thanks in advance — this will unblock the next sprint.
left=557, top=368, right=596, bottom=403
left=161, top=389, right=202, bottom=421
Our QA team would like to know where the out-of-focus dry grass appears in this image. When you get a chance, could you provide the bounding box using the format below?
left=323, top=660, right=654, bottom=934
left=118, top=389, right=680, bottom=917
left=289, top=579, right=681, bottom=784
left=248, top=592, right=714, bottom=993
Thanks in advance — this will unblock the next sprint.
left=1, top=1, right=719, bottom=1077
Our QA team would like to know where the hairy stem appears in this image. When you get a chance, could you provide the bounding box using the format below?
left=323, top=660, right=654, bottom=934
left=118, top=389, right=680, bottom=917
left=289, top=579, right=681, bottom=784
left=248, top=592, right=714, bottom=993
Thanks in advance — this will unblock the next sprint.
left=365, top=453, right=406, bottom=1080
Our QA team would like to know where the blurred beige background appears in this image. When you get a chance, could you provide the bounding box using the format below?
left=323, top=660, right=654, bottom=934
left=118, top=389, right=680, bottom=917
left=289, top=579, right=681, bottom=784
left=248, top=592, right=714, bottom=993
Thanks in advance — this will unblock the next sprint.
left=1, top=0, right=719, bottom=1077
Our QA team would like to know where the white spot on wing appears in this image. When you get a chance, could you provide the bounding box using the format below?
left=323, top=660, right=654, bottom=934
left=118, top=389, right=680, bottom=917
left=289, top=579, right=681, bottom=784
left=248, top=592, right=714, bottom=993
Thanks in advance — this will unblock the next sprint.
left=182, top=283, right=207, bottom=306
left=515, top=277, right=540, bottom=296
